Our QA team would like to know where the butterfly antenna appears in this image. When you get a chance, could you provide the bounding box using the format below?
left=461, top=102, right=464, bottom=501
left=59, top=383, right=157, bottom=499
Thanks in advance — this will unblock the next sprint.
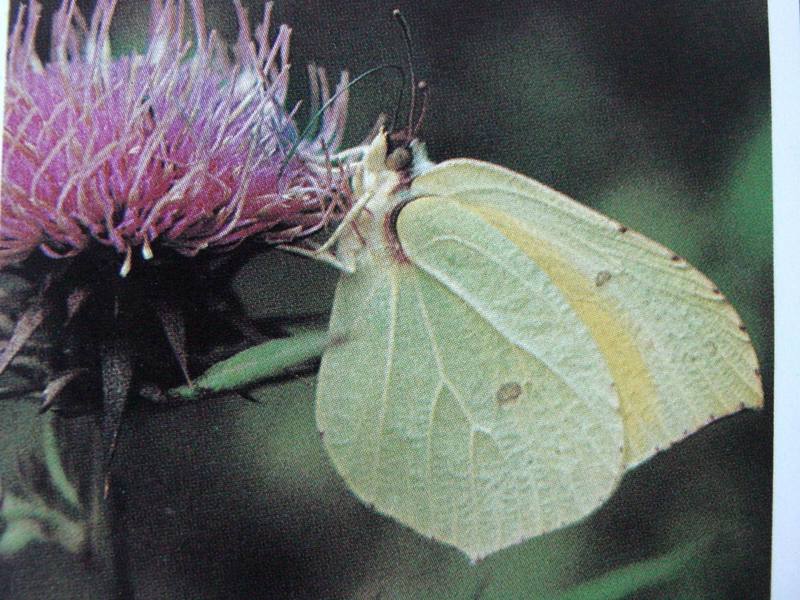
left=392, top=9, right=418, bottom=133
left=279, top=63, right=405, bottom=179
left=389, top=73, right=406, bottom=133
left=413, top=80, right=429, bottom=136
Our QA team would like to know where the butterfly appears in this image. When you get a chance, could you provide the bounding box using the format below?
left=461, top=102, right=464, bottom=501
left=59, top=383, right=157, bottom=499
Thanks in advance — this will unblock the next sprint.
left=305, top=129, right=763, bottom=561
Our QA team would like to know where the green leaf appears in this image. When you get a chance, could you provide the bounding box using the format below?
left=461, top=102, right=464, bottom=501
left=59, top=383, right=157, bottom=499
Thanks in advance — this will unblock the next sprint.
left=42, top=414, right=80, bottom=510
left=723, top=120, right=771, bottom=261
left=170, top=330, right=329, bottom=400
left=0, top=519, right=44, bottom=555
left=2, top=493, right=54, bottom=523
left=0, top=494, right=85, bottom=555
left=707, top=118, right=772, bottom=359
left=542, top=537, right=712, bottom=600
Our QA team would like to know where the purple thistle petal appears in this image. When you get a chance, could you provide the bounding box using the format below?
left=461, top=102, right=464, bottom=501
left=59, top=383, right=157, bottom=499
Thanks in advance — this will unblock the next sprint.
left=1, top=0, right=350, bottom=271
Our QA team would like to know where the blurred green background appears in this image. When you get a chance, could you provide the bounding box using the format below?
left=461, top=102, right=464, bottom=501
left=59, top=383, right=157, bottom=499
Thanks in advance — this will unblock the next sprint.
left=2, top=0, right=771, bottom=598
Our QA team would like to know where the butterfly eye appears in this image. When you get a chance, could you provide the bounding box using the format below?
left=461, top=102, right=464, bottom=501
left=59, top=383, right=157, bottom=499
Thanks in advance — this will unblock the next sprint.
left=385, top=146, right=412, bottom=171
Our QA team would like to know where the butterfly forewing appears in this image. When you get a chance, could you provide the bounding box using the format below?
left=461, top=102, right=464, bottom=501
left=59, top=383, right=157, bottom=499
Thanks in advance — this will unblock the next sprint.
left=410, top=160, right=763, bottom=467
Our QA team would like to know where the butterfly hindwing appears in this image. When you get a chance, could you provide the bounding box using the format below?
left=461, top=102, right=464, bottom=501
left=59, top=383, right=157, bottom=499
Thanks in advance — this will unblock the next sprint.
left=318, top=192, right=624, bottom=560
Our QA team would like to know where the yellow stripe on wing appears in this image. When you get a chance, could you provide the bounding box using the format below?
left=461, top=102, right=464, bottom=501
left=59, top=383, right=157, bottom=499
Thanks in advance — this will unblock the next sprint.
left=468, top=204, right=662, bottom=466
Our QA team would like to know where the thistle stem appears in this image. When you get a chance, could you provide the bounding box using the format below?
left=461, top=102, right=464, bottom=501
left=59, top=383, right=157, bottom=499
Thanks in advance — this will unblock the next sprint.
left=107, top=478, right=134, bottom=599
left=88, top=422, right=134, bottom=599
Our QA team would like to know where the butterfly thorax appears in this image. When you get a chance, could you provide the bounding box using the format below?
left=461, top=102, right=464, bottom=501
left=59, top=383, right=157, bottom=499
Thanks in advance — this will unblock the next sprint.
left=337, top=131, right=432, bottom=269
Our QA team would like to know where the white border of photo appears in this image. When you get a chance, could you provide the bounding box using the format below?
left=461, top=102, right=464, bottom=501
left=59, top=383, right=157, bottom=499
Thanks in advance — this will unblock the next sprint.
left=770, top=0, right=800, bottom=597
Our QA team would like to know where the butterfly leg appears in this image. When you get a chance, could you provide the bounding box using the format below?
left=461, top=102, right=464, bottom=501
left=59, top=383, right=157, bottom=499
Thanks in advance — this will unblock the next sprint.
left=276, top=189, right=375, bottom=273
left=327, top=144, right=369, bottom=165
left=277, top=244, right=355, bottom=274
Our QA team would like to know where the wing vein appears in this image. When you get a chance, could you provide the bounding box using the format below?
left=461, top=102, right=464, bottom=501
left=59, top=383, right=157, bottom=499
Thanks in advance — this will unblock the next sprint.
left=372, top=271, right=399, bottom=488
left=455, top=188, right=741, bottom=310
left=412, top=272, right=476, bottom=427
left=342, top=277, right=391, bottom=450
left=413, top=274, right=479, bottom=525
left=426, top=379, right=444, bottom=533
left=414, top=233, right=592, bottom=406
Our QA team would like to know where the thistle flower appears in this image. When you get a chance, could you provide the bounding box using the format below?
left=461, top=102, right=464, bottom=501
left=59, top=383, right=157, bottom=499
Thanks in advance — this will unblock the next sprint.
left=2, top=0, right=349, bottom=273
left=0, top=0, right=351, bottom=477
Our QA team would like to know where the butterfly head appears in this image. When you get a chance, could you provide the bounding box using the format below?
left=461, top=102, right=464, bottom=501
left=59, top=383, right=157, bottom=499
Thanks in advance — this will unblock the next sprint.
left=358, top=129, right=434, bottom=197
left=385, top=140, right=413, bottom=172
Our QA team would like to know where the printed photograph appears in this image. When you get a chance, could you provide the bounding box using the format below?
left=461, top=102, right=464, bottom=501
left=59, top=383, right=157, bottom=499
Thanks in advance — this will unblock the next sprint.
left=0, top=1, right=772, bottom=598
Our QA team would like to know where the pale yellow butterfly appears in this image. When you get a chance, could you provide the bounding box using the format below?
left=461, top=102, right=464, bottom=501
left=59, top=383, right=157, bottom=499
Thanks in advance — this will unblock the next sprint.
left=302, top=130, right=762, bottom=561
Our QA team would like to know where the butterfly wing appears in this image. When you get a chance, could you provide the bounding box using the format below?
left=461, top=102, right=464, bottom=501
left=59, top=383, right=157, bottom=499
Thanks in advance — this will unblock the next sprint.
left=317, top=194, right=624, bottom=561
left=409, top=159, right=763, bottom=468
